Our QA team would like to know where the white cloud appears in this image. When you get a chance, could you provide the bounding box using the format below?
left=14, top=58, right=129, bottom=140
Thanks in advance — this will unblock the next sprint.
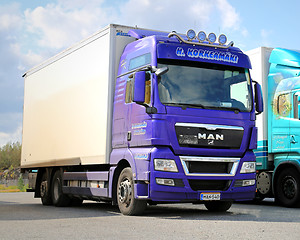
left=0, top=113, right=22, bottom=147
left=0, top=126, right=22, bottom=147
left=120, top=0, right=214, bottom=32
left=23, top=0, right=115, bottom=50
left=0, top=2, right=22, bottom=31
left=216, top=0, right=240, bottom=30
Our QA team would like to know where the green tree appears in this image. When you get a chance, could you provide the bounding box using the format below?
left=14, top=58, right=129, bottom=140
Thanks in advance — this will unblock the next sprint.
left=0, top=142, right=22, bottom=170
left=18, top=174, right=25, bottom=191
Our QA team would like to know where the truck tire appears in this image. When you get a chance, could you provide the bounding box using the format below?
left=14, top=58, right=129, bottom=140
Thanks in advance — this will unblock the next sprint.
left=275, top=168, right=300, bottom=207
left=204, top=201, right=232, bottom=212
left=117, top=167, right=147, bottom=215
left=51, top=170, right=71, bottom=207
left=40, top=172, right=52, bottom=205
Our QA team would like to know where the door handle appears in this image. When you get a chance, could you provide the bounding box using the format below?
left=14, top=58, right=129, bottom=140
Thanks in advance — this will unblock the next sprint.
left=291, top=135, right=297, bottom=144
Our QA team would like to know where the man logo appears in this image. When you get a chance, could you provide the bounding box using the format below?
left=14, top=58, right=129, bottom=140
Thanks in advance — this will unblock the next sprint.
left=198, top=133, right=224, bottom=141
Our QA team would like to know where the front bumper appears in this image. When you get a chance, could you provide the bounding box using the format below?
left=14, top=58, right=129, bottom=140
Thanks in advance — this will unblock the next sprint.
left=148, top=147, right=256, bottom=202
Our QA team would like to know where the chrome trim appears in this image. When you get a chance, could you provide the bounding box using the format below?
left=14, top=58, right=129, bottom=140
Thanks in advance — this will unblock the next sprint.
left=180, top=156, right=240, bottom=177
left=175, top=122, right=244, bottom=131
left=117, top=64, right=152, bottom=78
left=136, top=196, right=149, bottom=199
left=168, top=32, right=234, bottom=49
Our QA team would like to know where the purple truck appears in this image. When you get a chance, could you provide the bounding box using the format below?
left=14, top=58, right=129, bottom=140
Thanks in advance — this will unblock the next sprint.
left=21, top=24, right=263, bottom=215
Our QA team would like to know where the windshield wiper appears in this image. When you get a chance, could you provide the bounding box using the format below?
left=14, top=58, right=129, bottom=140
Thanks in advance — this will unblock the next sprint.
left=207, top=106, right=241, bottom=113
left=164, top=103, right=206, bottom=109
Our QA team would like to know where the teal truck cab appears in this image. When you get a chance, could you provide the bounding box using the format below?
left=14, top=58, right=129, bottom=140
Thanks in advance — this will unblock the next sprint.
left=248, top=47, right=300, bottom=207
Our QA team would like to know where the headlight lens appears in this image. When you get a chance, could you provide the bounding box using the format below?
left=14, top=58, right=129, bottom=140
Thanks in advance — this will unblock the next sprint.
left=240, top=162, right=256, bottom=173
left=154, top=159, right=178, bottom=172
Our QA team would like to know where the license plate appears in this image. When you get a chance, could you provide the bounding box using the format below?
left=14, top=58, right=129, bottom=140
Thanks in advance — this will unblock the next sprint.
left=200, top=193, right=221, bottom=201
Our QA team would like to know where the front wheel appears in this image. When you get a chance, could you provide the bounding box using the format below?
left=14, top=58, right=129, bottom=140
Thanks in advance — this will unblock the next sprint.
left=275, top=168, right=300, bottom=207
left=204, top=201, right=232, bottom=212
left=117, top=167, right=147, bottom=215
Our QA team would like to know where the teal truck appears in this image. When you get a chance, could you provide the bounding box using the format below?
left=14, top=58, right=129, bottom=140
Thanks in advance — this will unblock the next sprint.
left=247, top=47, right=300, bottom=207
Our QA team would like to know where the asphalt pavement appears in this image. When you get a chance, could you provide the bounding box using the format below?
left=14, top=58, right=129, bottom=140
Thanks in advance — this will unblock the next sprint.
left=0, top=192, right=300, bottom=239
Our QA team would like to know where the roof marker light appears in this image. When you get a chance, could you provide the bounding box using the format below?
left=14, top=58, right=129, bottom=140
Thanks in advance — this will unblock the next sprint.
left=197, top=31, right=206, bottom=42
left=208, top=33, right=216, bottom=44
left=218, top=34, right=227, bottom=45
left=168, top=30, right=234, bottom=49
left=187, top=29, right=196, bottom=41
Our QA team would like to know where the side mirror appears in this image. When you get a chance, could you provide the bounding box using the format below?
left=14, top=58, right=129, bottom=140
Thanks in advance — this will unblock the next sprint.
left=254, top=82, right=263, bottom=114
left=132, top=71, right=146, bottom=104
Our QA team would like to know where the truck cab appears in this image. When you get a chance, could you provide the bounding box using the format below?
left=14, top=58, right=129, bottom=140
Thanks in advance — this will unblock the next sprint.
left=111, top=29, right=261, bottom=213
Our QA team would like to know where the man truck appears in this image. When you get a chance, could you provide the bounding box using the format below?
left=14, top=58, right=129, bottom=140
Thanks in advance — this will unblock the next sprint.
left=248, top=47, right=300, bottom=207
left=21, top=24, right=263, bottom=215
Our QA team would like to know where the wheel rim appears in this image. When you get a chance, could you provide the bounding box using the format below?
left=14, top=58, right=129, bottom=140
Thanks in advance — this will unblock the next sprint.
left=118, top=178, right=132, bottom=207
left=40, top=181, right=47, bottom=197
left=53, top=178, right=60, bottom=201
left=283, top=176, right=297, bottom=199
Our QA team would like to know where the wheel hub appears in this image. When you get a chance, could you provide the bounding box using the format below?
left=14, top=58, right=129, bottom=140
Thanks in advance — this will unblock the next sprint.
left=283, top=177, right=297, bottom=199
left=118, top=179, right=132, bottom=205
left=40, top=181, right=47, bottom=197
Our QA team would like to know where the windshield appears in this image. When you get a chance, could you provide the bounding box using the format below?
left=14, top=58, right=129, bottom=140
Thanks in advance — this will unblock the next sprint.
left=157, top=59, right=252, bottom=112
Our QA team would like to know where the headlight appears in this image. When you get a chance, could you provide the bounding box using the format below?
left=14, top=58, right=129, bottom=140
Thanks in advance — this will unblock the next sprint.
left=240, top=162, right=256, bottom=173
left=154, top=159, right=178, bottom=172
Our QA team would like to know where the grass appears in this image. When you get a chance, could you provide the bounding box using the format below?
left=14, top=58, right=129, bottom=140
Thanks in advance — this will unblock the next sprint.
left=0, top=184, right=26, bottom=193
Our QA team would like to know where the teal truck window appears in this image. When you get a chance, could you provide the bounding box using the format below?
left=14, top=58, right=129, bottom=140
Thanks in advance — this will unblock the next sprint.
left=277, top=93, right=291, bottom=117
left=129, top=53, right=151, bottom=70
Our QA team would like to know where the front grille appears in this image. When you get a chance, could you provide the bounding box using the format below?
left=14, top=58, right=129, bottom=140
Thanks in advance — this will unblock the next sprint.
left=187, top=161, right=233, bottom=174
left=180, top=156, right=240, bottom=176
left=188, top=180, right=231, bottom=191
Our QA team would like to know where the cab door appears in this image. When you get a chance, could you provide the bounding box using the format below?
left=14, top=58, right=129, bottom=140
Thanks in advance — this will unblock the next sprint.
left=271, top=92, right=291, bottom=155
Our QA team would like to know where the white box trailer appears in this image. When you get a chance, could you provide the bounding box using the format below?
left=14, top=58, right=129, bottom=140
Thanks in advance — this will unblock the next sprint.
left=246, top=47, right=273, bottom=147
left=21, top=24, right=134, bottom=168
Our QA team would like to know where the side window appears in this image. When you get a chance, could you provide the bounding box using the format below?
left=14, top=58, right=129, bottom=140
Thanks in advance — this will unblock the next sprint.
left=125, top=72, right=152, bottom=105
left=277, top=93, right=291, bottom=117
left=230, top=81, right=250, bottom=109
left=125, top=79, right=132, bottom=103
left=293, top=92, right=300, bottom=119
left=144, top=72, right=151, bottom=105
left=129, top=53, right=151, bottom=71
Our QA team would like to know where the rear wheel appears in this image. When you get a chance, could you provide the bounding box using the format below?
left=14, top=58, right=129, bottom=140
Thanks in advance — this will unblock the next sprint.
left=51, top=170, right=71, bottom=207
left=117, top=167, right=147, bottom=215
left=275, top=168, right=300, bottom=207
left=204, top=201, right=232, bottom=212
left=40, top=172, right=52, bottom=205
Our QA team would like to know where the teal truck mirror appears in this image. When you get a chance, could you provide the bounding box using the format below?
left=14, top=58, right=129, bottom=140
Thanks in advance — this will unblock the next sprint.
left=254, top=82, right=263, bottom=114
left=133, top=71, right=146, bottom=104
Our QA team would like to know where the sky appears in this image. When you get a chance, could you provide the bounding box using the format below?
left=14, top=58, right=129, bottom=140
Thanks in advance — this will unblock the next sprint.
left=0, top=0, right=299, bottom=146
